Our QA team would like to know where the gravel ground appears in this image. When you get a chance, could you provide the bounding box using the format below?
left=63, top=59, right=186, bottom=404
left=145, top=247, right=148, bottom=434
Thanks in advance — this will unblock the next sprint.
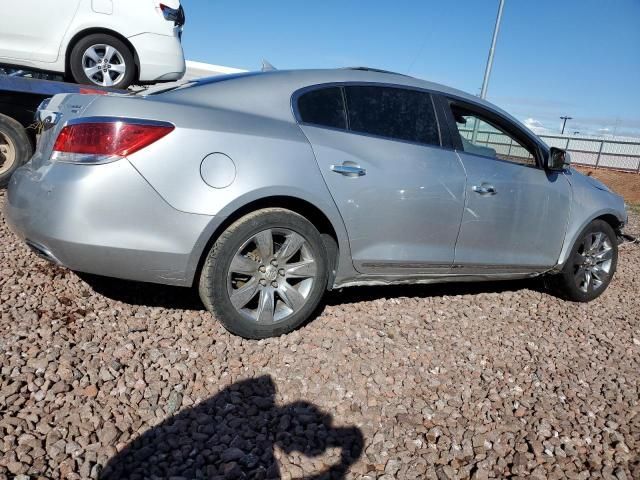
left=1, top=188, right=639, bottom=480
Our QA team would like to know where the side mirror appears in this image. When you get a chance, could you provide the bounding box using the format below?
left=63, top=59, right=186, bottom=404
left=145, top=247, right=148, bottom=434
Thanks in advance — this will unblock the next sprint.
left=547, top=147, right=571, bottom=171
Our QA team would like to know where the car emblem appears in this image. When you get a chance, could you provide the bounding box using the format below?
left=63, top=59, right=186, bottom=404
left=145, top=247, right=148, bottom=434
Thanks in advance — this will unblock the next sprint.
left=264, top=267, right=278, bottom=281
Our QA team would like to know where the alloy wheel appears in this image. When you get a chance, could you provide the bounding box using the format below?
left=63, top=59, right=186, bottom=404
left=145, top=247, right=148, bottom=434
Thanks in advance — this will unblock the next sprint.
left=0, top=131, right=16, bottom=176
left=226, top=228, right=318, bottom=324
left=573, top=231, right=614, bottom=293
left=82, top=44, right=127, bottom=87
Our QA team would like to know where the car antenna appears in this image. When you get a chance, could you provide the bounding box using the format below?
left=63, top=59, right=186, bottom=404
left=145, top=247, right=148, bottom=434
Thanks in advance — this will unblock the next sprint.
left=261, top=59, right=277, bottom=72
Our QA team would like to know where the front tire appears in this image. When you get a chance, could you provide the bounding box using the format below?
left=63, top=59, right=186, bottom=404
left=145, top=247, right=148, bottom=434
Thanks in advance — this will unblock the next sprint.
left=0, top=114, right=32, bottom=188
left=69, top=34, right=136, bottom=89
left=199, top=208, right=329, bottom=339
left=551, top=219, right=618, bottom=302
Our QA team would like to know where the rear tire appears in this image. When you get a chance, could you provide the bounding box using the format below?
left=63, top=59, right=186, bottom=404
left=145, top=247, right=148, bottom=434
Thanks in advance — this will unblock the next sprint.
left=550, top=219, right=618, bottom=302
left=69, top=33, right=136, bottom=89
left=199, top=208, right=329, bottom=339
left=0, top=114, right=32, bottom=188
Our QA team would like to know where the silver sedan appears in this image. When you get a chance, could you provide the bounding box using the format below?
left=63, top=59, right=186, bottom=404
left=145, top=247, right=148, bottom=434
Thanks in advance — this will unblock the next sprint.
left=5, top=68, right=627, bottom=338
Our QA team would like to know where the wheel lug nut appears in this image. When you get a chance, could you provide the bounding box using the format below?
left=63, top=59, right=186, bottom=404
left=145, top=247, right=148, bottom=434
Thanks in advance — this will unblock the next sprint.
left=279, top=269, right=285, bottom=277
left=271, top=260, right=278, bottom=266
left=271, top=281, right=278, bottom=288
left=259, top=279, right=267, bottom=287
left=259, top=266, right=266, bottom=273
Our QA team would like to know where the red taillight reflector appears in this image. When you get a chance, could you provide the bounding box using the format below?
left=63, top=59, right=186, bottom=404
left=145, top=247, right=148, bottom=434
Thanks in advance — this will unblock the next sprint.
left=79, top=88, right=109, bottom=95
left=53, top=121, right=174, bottom=157
left=159, top=3, right=179, bottom=21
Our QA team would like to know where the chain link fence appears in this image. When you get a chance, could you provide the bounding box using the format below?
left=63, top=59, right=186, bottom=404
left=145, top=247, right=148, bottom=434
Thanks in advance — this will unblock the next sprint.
left=459, top=127, right=640, bottom=172
left=540, top=135, right=640, bottom=172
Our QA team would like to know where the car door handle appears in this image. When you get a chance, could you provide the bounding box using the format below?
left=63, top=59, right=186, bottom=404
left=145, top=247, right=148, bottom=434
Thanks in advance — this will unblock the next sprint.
left=330, top=164, right=366, bottom=177
left=472, top=184, right=497, bottom=195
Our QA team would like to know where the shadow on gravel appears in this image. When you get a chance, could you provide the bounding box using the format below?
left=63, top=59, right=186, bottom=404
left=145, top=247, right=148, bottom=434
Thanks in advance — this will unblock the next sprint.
left=323, top=277, right=545, bottom=306
left=79, top=272, right=549, bottom=322
left=78, top=273, right=206, bottom=311
left=100, top=376, right=364, bottom=479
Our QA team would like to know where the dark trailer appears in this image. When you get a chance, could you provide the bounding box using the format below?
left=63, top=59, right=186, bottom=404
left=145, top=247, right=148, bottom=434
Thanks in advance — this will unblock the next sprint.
left=0, top=72, right=115, bottom=187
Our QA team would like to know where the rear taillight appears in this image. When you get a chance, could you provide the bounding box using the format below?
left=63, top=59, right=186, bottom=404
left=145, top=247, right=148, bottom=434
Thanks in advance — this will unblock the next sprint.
left=78, top=88, right=109, bottom=95
left=52, top=119, right=174, bottom=164
left=159, top=4, right=184, bottom=25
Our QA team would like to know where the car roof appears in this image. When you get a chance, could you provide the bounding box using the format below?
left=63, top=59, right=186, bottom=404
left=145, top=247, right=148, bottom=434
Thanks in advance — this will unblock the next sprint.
left=190, top=67, right=477, bottom=101
left=159, top=68, right=530, bottom=136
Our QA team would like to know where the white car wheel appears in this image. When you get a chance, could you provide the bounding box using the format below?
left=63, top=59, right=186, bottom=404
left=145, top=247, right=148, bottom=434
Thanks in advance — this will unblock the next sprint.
left=70, top=34, right=135, bottom=89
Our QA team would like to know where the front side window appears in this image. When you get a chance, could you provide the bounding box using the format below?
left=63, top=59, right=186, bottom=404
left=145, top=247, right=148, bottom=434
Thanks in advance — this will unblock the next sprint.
left=297, top=87, right=347, bottom=130
left=344, top=86, right=440, bottom=146
left=451, top=106, right=536, bottom=166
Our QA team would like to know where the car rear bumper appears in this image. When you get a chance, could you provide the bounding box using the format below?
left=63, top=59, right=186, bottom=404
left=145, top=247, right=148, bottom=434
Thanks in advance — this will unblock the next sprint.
left=128, top=32, right=186, bottom=83
left=5, top=159, right=215, bottom=286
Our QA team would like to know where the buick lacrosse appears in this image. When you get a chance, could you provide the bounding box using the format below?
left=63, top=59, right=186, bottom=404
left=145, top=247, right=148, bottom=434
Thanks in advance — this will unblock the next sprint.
left=5, top=69, right=627, bottom=338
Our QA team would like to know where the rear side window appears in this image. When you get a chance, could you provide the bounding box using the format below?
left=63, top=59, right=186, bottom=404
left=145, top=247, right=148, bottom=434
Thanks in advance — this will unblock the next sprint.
left=344, top=86, right=440, bottom=146
left=297, top=87, right=347, bottom=130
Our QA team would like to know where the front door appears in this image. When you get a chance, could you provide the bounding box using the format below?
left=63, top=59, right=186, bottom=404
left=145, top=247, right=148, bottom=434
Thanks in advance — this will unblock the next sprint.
left=447, top=104, right=571, bottom=272
left=296, top=85, right=466, bottom=275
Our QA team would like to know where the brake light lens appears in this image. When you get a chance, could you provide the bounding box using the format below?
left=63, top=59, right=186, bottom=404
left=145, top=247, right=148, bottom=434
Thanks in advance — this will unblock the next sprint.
left=159, top=3, right=178, bottom=22
left=78, top=88, right=109, bottom=95
left=52, top=120, right=174, bottom=164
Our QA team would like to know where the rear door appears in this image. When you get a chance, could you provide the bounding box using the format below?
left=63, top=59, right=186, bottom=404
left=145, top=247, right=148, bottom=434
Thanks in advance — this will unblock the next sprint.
left=0, top=0, right=81, bottom=63
left=297, top=84, right=466, bottom=275
left=445, top=100, right=572, bottom=271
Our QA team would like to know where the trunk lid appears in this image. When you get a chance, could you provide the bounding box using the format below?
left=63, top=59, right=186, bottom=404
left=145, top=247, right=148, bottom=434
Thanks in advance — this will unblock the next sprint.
left=31, top=93, right=101, bottom=170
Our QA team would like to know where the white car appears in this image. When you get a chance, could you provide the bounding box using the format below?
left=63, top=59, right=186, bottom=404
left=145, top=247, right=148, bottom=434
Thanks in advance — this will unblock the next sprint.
left=0, top=0, right=186, bottom=89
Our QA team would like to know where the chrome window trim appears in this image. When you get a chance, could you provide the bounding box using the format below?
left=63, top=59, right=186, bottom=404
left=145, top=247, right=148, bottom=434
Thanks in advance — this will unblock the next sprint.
left=454, top=149, right=542, bottom=171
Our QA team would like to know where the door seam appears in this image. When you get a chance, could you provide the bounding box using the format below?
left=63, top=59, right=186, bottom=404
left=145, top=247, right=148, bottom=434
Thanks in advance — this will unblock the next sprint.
left=294, top=124, right=356, bottom=273
left=452, top=150, right=468, bottom=266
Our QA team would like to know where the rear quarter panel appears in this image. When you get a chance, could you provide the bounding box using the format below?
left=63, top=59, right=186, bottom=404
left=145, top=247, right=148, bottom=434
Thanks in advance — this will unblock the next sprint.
left=81, top=96, right=334, bottom=217
left=79, top=93, right=354, bottom=285
left=63, top=0, right=175, bottom=46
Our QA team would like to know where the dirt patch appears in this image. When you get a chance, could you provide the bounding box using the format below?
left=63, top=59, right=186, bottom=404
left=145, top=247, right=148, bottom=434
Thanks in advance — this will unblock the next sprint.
left=576, top=166, right=640, bottom=204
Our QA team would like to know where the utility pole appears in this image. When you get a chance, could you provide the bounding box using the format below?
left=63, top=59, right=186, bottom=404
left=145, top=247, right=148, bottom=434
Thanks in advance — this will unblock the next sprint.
left=560, top=116, right=572, bottom=135
left=480, top=0, right=506, bottom=100
left=473, top=0, right=506, bottom=142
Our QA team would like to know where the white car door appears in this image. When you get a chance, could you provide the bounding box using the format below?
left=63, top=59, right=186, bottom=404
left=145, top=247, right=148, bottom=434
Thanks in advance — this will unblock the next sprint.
left=0, top=0, right=82, bottom=63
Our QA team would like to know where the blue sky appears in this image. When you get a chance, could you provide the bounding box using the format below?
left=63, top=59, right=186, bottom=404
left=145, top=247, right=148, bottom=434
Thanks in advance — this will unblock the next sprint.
left=181, top=0, right=640, bottom=137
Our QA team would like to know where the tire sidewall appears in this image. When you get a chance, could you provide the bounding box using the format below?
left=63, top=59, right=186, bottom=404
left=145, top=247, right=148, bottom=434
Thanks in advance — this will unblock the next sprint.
left=0, top=115, right=32, bottom=188
left=559, top=219, right=618, bottom=302
left=69, top=34, right=136, bottom=89
left=201, top=210, right=329, bottom=339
